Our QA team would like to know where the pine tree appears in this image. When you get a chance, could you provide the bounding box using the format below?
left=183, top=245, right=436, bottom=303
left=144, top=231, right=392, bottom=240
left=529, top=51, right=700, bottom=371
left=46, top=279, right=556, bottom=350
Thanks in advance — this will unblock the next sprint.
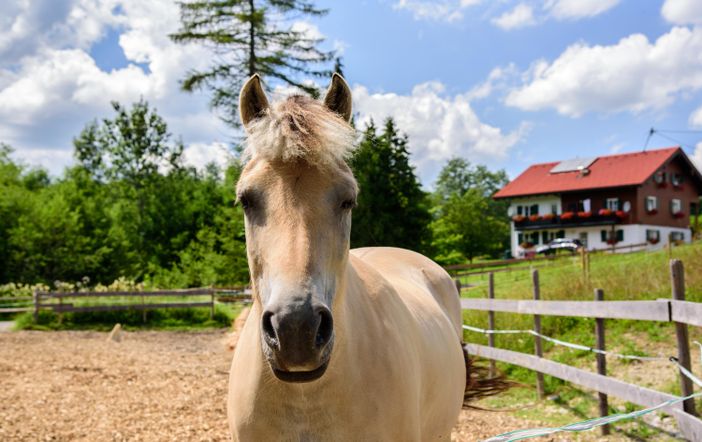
left=171, top=0, right=334, bottom=126
left=350, top=119, right=431, bottom=253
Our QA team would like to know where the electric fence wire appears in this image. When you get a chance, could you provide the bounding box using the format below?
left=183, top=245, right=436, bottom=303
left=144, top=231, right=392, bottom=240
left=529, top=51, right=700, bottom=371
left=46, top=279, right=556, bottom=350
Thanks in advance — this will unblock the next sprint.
left=462, top=326, right=702, bottom=441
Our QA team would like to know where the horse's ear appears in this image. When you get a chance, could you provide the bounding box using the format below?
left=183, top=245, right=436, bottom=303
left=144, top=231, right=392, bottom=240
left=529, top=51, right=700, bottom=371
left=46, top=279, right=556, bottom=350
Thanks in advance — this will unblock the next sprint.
left=324, top=73, right=352, bottom=122
left=240, top=74, right=270, bottom=127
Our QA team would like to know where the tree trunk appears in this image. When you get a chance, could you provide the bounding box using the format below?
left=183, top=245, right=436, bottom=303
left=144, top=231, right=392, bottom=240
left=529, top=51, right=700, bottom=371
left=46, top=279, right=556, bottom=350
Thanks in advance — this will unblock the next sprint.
left=248, top=0, right=256, bottom=76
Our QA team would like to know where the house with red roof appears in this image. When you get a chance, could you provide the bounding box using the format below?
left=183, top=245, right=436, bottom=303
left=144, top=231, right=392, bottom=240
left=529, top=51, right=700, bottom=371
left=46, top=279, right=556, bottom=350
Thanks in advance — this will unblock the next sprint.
left=494, top=146, right=702, bottom=258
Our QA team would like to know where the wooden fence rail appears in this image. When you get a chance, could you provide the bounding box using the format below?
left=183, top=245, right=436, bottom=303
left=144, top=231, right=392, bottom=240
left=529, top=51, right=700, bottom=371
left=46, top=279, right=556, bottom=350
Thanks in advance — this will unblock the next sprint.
left=31, top=288, right=234, bottom=322
left=463, top=259, right=702, bottom=439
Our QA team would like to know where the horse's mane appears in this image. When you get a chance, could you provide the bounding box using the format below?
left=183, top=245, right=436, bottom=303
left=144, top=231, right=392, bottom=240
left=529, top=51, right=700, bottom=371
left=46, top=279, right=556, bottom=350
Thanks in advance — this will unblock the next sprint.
left=243, top=95, right=357, bottom=168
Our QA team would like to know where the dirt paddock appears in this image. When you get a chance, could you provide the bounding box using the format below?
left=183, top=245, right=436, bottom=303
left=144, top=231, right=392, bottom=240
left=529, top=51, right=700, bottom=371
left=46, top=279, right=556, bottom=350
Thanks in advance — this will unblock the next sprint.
left=0, top=330, right=543, bottom=441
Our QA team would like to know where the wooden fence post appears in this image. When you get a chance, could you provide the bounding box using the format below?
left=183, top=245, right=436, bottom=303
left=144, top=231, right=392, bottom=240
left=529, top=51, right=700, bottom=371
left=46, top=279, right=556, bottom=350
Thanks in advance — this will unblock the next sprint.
left=670, top=259, right=697, bottom=416
left=210, top=289, right=215, bottom=320
left=594, top=288, right=610, bottom=435
left=33, top=289, right=38, bottom=323
left=532, top=269, right=545, bottom=399
left=142, top=292, right=146, bottom=324
left=487, top=272, right=496, bottom=377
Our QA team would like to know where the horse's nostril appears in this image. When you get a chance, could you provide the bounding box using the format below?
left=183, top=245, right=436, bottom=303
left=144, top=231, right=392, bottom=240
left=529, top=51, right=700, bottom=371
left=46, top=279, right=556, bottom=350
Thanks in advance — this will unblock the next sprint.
left=261, top=310, right=279, bottom=350
left=315, top=308, right=333, bottom=348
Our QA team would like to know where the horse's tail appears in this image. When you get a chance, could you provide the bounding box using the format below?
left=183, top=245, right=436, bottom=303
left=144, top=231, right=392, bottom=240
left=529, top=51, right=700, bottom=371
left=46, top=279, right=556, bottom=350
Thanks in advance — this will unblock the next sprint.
left=462, top=344, right=514, bottom=407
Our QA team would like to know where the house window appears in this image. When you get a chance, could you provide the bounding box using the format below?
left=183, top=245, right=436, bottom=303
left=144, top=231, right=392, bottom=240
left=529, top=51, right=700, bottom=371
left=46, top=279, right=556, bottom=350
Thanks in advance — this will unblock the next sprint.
left=600, top=230, right=624, bottom=243
left=606, top=198, right=620, bottom=211
left=556, top=230, right=565, bottom=239
left=530, top=204, right=539, bottom=215
left=646, top=230, right=660, bottom=243
left=671, top=199, right=682, bottom=214
left=671, top=231, right=685, bottom=241
left=551, top=204, right=558, bottom=215
left=531, top=232, right=540, bottom=244
left=542, top=231, right=549, bottom=244
left=654, top=171, right=666, bottom=184
left=671, top=173, right=684, bottom=187
left=645, top=196, right=658, bottom=212
left=518, top=233, right=524, bottom=244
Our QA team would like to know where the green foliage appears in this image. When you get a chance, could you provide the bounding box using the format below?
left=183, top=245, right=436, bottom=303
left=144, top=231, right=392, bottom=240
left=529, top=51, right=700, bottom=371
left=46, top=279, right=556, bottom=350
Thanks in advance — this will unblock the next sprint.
left=430, top=157, right=510, bottom=263
left=171, top=0, right=333, bottom=126
left=0, top=101, right=249, bottom=288
left=350, top=119, right=432, bottom=253
left=14, top=303, right=238, bottom=331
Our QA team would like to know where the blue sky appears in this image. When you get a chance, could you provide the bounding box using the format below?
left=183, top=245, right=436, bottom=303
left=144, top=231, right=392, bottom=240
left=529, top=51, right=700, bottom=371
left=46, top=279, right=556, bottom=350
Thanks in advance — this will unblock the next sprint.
left=1, top=0, right=702, bottom=186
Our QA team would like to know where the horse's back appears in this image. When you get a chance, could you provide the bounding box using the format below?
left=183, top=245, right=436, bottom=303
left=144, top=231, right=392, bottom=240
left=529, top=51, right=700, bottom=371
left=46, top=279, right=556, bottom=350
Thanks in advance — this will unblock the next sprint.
left=350, top=247, right=462, bottom=338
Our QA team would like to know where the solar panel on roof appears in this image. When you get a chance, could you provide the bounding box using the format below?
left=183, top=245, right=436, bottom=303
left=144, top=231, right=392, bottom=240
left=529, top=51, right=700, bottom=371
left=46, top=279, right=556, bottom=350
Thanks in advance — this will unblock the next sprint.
left=549, top=157, right=597, bottom=174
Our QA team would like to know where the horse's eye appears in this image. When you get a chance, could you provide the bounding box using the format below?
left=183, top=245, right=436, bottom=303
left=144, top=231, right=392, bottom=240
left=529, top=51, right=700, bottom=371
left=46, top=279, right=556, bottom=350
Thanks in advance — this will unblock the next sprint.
left=340, top=199, right=356, bottom=210
left=239, top=195, right=253, bottom=210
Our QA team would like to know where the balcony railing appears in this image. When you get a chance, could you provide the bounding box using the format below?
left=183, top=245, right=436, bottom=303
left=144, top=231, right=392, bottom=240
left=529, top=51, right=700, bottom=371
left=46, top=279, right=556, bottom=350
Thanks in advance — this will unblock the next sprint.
left=512, top=211, right=625, bottom=230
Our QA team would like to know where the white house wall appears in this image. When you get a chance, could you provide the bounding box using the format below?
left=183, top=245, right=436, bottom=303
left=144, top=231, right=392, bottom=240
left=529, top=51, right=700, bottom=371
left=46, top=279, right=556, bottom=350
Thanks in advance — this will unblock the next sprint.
left=511, top=224, right=691, bottom=258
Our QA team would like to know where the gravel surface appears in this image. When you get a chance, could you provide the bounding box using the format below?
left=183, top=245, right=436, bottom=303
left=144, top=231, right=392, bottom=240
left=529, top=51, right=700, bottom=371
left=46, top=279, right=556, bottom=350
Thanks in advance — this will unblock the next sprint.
left=0, top=330, right=547, bottom=441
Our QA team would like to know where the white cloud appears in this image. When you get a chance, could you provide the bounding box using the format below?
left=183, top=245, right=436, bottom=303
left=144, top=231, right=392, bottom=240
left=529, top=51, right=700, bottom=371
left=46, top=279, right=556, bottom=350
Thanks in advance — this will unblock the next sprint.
left=0, top=0, right=231, bottom=175
left=353, top=82, right=528, bottom=184
left=392, top=0, right=481, bottom=23
left=506, top=27, right=702, bottom=117
left=465, top=64, right=517, bottom=100
left=183, top=141, right=233, bottom=171
left=662, top=0, right=702, bottom=26
left=544, top=0, right=620, bottom=21
left=692, top=142, right=702, bottom=172
left=492, top=3, right=536, bottom=30
left=691, top=104, right=702, bottom=127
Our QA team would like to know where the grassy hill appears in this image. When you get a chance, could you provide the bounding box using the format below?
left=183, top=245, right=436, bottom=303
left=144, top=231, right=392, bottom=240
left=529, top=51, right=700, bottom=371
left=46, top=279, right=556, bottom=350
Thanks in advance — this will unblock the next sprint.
left=462, top=242, right=702, bottom=440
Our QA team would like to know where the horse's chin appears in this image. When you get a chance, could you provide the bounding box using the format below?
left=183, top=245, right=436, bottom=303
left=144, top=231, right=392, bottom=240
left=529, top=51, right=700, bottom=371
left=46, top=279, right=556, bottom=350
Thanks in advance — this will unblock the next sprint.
left=271, top=359, right=330, bottom=383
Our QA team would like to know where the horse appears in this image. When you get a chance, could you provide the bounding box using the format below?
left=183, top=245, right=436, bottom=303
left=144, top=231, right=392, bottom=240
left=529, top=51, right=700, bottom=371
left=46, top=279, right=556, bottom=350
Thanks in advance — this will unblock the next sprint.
left=228, top=73, right=503, bottom=441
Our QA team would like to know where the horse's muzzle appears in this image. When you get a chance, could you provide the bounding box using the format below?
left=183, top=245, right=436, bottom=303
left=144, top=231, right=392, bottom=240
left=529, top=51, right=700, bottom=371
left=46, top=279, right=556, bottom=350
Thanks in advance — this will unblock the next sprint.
left=261, top=300, right=334, bottom=383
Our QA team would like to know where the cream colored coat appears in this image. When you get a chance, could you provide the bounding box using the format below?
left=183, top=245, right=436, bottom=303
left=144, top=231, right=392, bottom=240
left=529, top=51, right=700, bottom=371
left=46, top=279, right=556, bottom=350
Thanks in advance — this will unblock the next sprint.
left=228, top=247, right=465, bottom=441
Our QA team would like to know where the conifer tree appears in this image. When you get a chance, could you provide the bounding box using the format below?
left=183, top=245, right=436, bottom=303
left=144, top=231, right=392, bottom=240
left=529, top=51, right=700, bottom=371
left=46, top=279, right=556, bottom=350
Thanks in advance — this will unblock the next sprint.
left=171, top=0, right=333, bottom=126
left=350, top=119, right=431, bottom=253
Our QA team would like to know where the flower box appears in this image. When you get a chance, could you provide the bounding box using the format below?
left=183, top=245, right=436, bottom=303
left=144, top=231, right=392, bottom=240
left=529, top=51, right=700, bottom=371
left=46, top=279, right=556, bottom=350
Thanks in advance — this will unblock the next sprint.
left=519, top=242, right=534, bottom=249
left=542, top=213, right=556, bottom=221
left=598, top=208, right=613, bottom=216
left=648, top=238, right=660, bottom=244
left=673, top=212, right=686, bottom=219
left=646, top=209, right=658, bottom=215
left=560, top=211, right=575, bottom=220
left=656, top=182, right=667, bottom=189
left=606, top=238, right=619, bottom=245
left=615, top=210, right=627, bottom=219
left=577, top=211, right=592, bottom=218
left=528, top=215, right=541, bottom=222
left=512, top=215, right=526, bottom=223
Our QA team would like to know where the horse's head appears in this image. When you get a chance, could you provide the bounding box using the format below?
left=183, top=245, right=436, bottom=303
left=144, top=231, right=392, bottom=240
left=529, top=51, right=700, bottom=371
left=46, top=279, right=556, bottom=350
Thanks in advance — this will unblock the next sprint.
left=236, top=74, right=356, bottom=383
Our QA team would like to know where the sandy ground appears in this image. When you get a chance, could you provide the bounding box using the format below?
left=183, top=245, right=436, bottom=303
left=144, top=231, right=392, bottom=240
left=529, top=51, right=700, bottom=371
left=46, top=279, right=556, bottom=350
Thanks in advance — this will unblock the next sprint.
left=0, top=329, right=547, bottom=442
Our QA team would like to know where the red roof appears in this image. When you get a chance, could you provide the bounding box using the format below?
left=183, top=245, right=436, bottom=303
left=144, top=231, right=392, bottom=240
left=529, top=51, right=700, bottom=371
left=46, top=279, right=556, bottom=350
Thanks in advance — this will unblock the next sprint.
left=494, top=147, right=696, bottom=199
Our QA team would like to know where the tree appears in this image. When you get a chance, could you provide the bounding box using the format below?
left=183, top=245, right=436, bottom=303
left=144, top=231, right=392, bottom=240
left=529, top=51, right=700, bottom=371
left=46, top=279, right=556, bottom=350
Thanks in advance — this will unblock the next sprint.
left=430, top=189, right=509, bottom=264
left=350, top=119, right=431, bottom=253
left=171, top=0, right=334, bottom=126
left=430, top=158, right=511, bottom=263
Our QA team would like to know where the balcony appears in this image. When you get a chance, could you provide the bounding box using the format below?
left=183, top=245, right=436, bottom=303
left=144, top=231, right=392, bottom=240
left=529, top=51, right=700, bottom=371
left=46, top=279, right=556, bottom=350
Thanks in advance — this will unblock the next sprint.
left=512, top=210, right=625, bottom=231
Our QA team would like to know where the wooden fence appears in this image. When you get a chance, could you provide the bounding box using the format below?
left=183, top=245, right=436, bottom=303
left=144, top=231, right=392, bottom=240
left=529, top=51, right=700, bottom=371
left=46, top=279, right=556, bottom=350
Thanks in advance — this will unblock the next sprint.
left=462, top=259, right=701, bottom=440
left=31, top=288, right=245, bottom=322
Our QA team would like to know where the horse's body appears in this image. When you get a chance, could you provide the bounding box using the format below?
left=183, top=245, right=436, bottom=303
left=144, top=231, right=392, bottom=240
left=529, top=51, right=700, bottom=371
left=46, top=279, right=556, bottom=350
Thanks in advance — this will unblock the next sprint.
left=229, top=247, right=464, bottom=440
left=227, top=74, right=472, bottom=441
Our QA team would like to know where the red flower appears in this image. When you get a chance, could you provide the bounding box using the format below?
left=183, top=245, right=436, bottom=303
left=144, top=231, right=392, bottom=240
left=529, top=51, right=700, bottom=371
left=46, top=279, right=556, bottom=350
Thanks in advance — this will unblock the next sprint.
left=606, top=238, right=619, bottom=245
left=674, top=212, right=686, bottom=219
left=646, top=209, right=658, bottom=215
left=528, top=215, right=541, bottom=221
left=560, top=211, right=575, bottom=220
left=598, top=208, right=613, bottom=216
left=615, top=210, right=627, bottom=218
left=577, top=211, right=592, bottom=218
left=648, top=238, right=660, bottom=244
left=512, top=215, right=526, bottom=223
left=542, top=213, right=556, bottom=220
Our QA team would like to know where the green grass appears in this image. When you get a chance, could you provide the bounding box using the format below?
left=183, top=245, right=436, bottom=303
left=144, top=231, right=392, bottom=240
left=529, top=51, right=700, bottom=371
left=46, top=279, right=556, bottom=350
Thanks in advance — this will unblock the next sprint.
left=463, top=241, right=702, bottom=438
